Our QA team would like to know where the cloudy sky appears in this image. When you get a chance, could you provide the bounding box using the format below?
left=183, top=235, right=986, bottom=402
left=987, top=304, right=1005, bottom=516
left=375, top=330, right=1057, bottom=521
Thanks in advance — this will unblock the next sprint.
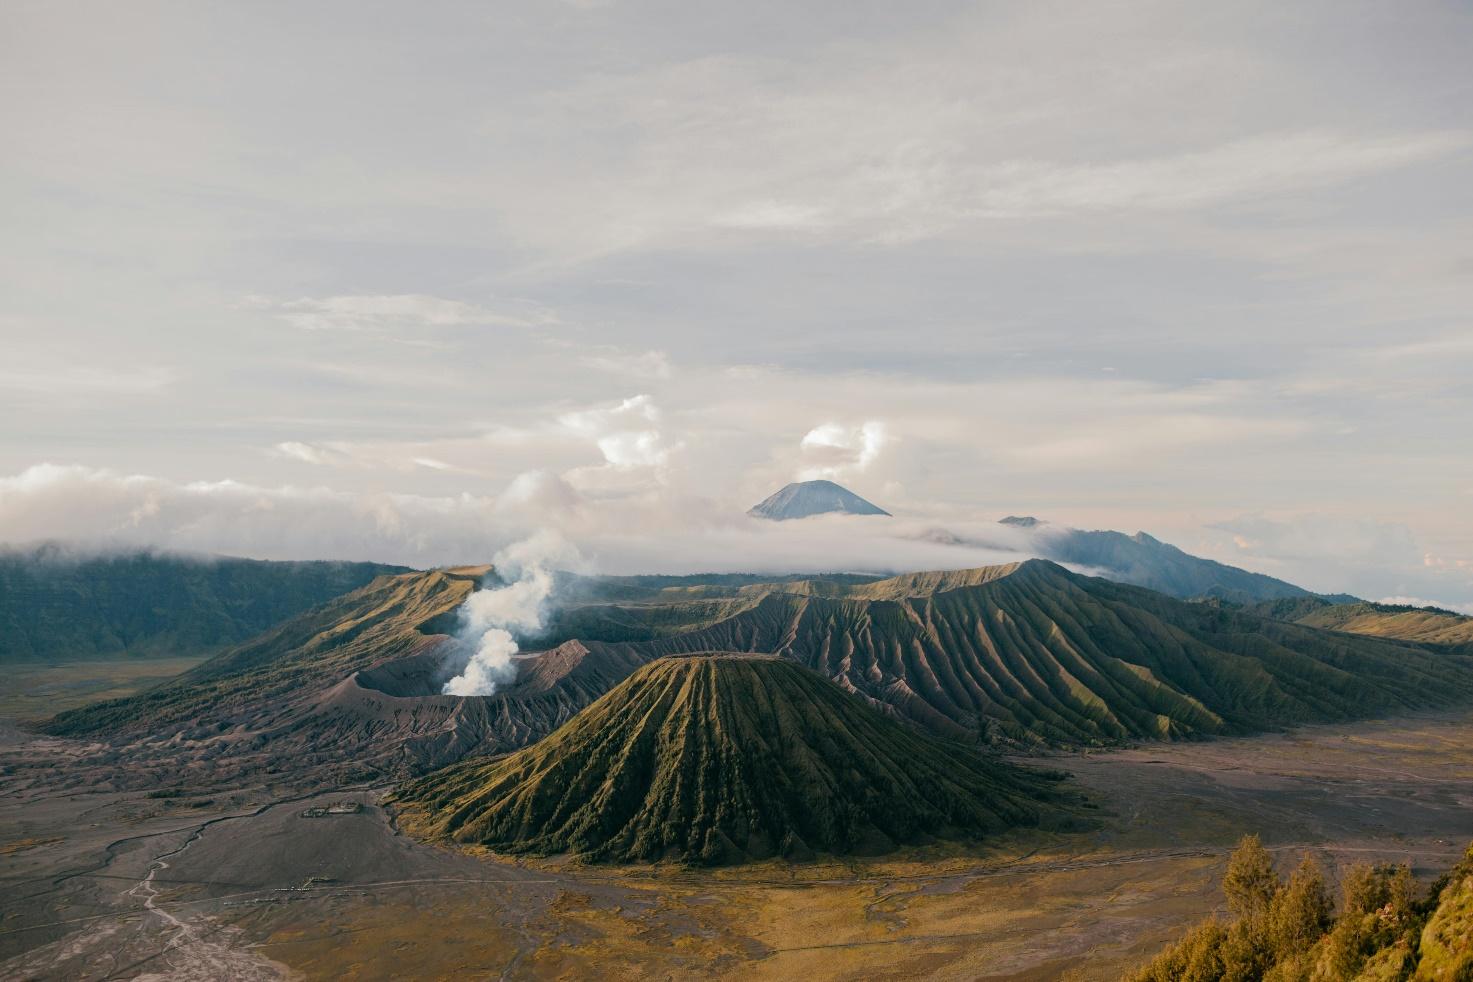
left=2, top=1, right=1471, bottom=607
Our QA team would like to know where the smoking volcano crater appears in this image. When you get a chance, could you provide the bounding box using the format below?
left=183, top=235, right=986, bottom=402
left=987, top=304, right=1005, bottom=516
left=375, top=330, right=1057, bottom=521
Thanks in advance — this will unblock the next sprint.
left=355, top=645, right=481, bottom=698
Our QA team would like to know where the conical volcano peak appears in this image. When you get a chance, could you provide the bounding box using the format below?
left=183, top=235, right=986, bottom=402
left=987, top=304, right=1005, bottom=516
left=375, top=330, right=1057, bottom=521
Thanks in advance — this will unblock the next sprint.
left=394, top=654, right=1068, bottom=865
left=748, top=479, right=890, bottom=520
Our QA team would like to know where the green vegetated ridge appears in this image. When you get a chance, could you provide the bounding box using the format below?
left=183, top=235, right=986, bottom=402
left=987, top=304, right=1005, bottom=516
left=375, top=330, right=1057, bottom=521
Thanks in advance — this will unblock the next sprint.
left=0, top=544, right=405, bottom=662
left=41, top=566, right=481, bottom=738
left=1247, top=596, right=1473, bottom=648
left=1126, top=835, right=1473, bottom=981
left=40, top=560, right=1473, bottom=771
left=394, top=654, right=1074, bottom=865
left=540, top=559, right=1473, bottom=748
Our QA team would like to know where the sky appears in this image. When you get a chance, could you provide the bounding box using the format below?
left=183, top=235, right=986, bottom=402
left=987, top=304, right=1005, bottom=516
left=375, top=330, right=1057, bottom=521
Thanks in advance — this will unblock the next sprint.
left=2, top=1, right=1471, bottom=609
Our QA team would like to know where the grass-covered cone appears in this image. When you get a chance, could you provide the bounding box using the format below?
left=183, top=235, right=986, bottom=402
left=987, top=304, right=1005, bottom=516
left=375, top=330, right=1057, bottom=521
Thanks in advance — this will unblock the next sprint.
left=394, top=654, right=1073, bottom=865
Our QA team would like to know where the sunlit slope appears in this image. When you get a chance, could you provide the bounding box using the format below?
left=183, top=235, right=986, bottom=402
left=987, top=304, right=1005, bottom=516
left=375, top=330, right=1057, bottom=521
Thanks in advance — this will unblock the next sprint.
left=1126, top=840, right=1473, bottom=980
left=41, top=560, right=1473, bottom=780
left=1416, top=843, right=1473, bottom=979
left=395, top=654, right=1070, bottom=865
left=1277, top=599, right=1473, bottom=647
left=37, top=566, right=646, bottom=778
left=547, top=560, right=1473, bottom=746
left=42, top=567, right=479, bottom=739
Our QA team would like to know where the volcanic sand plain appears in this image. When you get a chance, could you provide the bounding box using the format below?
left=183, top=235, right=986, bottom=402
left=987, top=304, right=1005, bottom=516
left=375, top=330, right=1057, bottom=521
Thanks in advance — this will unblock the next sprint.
left=3, top=711, right=1473, bottom=981
left=0, top=657, right=210, bottom=722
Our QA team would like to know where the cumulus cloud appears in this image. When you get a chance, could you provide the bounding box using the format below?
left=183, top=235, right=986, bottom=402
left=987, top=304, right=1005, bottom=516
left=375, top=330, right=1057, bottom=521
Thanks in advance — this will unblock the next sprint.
left=558, top=394, right=680, bottom=482
left=496, top=470, right=585, bottom=517
left=797, top=421, right=888, bottom=480
left=0, top=463, right=502, bottom=566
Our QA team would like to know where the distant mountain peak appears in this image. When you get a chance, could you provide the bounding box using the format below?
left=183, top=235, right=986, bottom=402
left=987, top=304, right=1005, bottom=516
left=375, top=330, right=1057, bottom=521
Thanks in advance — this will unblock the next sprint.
left=999, top=515, right=1044, bottom=528
left=748, top=479, right=890, bottom=521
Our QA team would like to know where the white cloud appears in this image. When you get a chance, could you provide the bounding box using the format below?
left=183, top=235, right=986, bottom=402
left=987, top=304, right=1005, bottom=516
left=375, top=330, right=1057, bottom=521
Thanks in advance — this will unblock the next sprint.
left=558, top=394, right=678, bottom=476
left=0, top=461, right=1029, bottom=574
left=497, top=470, right=584, bottom=516
left=798, top=421, right=888, bottom=480
left=272, top=441, right=350, bottom=466
left=5, top=455, right=1470, bottom=613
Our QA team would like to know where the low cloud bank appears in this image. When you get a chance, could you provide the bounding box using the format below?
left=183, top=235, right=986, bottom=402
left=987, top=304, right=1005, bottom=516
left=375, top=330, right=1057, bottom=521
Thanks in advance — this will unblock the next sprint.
left=4, top=462, right=1469, bottom=612
left=0, top=462, right=1029, bottom=575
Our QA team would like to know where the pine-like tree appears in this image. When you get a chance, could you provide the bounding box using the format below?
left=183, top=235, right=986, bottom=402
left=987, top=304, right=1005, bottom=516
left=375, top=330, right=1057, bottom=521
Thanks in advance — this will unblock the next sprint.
left=1223, top=834, right=1280, bottom=918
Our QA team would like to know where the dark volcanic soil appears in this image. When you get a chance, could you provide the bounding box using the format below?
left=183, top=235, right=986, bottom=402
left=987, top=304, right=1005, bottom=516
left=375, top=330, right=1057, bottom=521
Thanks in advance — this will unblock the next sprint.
left=6, top=709, right=1473, bottom=980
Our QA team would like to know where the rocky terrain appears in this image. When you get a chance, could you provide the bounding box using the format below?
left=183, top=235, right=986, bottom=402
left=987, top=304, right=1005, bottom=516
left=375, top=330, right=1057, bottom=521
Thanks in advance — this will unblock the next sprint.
left=34, top=559, right=1473, bottom=793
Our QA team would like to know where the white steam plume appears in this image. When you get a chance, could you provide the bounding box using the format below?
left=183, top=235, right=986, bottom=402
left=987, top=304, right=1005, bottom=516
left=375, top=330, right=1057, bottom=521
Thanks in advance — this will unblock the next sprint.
left=442, top=532, right=583, bottom=697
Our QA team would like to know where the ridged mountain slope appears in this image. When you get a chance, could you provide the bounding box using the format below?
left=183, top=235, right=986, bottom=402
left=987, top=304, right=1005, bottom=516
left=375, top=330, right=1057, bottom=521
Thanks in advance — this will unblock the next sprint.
left=37, top=565, right=660, bottom=781
left=512, top=560, right=1473, bottom=748
left=43, top=560, right=1473, bottom=787
left=395, top=655, right=1069, bottom=865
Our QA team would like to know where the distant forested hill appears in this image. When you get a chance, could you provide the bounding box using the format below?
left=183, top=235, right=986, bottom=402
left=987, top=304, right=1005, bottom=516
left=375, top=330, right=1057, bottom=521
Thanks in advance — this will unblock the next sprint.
left=0, top=543, right=406, bottom=662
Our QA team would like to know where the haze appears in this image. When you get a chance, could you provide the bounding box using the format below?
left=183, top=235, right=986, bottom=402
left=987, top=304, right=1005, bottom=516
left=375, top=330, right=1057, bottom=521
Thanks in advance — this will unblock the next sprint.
left=2, top=1, right=1471, bottom=609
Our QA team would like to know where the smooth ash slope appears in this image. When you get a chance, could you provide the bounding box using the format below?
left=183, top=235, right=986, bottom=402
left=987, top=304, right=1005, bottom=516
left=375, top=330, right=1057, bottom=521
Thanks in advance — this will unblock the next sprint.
left=395, top=655, right=1069, bottom=865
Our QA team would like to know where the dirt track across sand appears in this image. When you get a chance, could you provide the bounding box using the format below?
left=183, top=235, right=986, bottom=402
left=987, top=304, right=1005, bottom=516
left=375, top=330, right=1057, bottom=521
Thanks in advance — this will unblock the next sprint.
left=4, top=710, right=1473, bottom=980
